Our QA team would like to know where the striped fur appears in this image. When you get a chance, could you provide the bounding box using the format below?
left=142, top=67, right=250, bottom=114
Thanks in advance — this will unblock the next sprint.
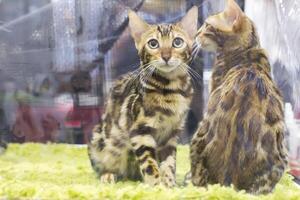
left=88, top=8, right=197, bottom=187
left=191, top=0, right=287, bottom=194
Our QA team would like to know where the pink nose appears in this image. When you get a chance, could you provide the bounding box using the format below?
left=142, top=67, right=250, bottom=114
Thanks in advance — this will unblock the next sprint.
left=161, top=50, right=171, bottom=63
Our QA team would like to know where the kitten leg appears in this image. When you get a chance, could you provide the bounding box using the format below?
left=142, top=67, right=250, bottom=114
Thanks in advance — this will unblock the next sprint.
left=100, top=173, right=115, bottom=184
left=248, top=163, right=286, bottom=194
left=157, top=137, right=177, bottom=187
left=248, top=131, right=287, bottom=194
left=88, top=125, right=128, bottom=183
left=247, top=173, right=276, bottom=194
left=130, top=130, right=160, bottom=186
left=183, top=171, right=192, bottom=186
left=190, top=121, right=210, bottom=186
left=190, top=159, right=209, bottom=186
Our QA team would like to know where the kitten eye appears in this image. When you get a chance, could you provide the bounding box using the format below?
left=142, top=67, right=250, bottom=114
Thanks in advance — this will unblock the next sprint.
left=148, top=39, right=159, bottom=49
left=173, top=37, right=184, bottom=48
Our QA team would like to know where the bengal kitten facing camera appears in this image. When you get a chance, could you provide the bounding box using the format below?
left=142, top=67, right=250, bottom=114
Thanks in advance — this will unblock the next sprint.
left=190, top=0, right=287, bottom=194
left=88, top=7, right=198, bottom=187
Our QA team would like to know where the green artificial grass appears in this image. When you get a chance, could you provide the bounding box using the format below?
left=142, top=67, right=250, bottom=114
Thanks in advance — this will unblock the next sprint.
left=0, top=143, right=299, bottom=200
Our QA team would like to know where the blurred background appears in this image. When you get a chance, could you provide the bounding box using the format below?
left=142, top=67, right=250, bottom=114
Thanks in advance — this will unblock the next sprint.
left=0, top=0, right=299, bottom=179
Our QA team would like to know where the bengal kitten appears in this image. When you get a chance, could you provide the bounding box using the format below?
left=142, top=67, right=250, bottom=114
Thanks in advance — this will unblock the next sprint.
left=190, top=0, right=287, bottom=194
left=88, top=7, right=198, bottom=187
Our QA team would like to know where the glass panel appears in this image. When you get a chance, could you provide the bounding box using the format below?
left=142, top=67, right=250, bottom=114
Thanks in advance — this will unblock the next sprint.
left=0, top=0, right=299, bottom=180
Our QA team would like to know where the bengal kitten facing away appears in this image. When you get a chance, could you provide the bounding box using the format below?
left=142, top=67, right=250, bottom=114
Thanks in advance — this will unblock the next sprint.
left=88, top=7, right=198, bottom=187
left=190, top=0, right=287, bottom=194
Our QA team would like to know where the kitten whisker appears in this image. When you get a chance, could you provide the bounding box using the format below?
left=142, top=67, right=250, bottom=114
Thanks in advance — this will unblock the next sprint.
left=181, top=62, right=203, bottom=81
left=178, top=65, right=197, bottom=89
left=129, top=61, right=157, bottom=85
left=188, top=67, right=203, bottom=81
left=129, top=64, right=154, bottom=89
left=191, top=45, right=199, bottom=56
left=140, top=65, right=156, bottom=94
left=190, top=46, right=200, bottom=64
left=142, top=65, right=155, bottom=82
left=138, top=63, right=156, bottom=83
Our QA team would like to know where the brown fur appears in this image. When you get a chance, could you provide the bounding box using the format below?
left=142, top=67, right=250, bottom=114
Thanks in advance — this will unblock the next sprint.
left=190, top=0, right=287, bottom=194
left=88, top=7, right=198, bottom=187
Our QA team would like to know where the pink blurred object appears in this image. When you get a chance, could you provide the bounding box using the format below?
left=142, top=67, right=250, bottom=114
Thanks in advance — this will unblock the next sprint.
left=64, top=105, right=102, bottom=143
left=285, top=103, right=300, bottom=179
left=290, top=159, right=300, bottom=178
left=11, top=96, right=102, bottom=144
left=12, top=102, right=71, bottom=142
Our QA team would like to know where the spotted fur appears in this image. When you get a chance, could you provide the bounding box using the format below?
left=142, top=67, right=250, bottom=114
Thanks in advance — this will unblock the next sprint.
left=88, top=7, right=198, bottom=187
left=190, top=0, right=287, bottom=194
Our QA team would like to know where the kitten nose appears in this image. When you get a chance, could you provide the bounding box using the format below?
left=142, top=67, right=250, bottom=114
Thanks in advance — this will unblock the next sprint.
left=161, top=50, right=171, bottom=63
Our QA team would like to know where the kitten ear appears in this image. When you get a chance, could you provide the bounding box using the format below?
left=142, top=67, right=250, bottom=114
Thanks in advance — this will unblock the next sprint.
left=224, top=0, right=243, bottom=31
left=179, top=6, right=198, bottom=39
left=128, top=10, right=149, bottom=43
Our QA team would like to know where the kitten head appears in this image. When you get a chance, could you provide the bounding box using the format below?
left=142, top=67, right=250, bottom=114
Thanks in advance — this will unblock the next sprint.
left=128, top=7, right=198, bottom=75
left=196, top=0, right=259, bottom=52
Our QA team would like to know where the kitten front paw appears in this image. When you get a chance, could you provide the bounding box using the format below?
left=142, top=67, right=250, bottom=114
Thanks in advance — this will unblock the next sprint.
left=100, top=173, right=115, bottom=184
left=161, top=175, right=176, bottom=187
left=191, top=165, right=208, bottom=186
left=140, top=160, right=161, bottom=186
left=160, top=166, right=176, bottom=187
left=183, top=171, right=192, bottom=186
left=143, top=165, right=160, bottom=186
left=144, top=174, right=160, bottom=186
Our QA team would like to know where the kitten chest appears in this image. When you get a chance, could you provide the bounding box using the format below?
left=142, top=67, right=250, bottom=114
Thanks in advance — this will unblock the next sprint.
left=145, top=93, right=191, bottom=144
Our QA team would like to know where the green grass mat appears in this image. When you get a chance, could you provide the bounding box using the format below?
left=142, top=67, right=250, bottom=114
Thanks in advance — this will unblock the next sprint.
left=0, top=143, right=299, bottom=199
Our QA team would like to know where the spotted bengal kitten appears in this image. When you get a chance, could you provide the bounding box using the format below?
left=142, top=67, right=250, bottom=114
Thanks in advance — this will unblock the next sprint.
left=88, top=7, right=198, bottom=187
left=190, top=0, right=287, bottom=194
